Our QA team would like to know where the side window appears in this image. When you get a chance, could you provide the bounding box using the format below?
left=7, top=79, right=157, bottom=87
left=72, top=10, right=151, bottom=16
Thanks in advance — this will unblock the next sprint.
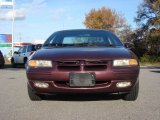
left=32, top=45, right=36, bottom=51
left=18, top=47, right=23, bottom=54
left=27, top=45, right=36, bottom=52
left=22, top=46, right=27, bottom=53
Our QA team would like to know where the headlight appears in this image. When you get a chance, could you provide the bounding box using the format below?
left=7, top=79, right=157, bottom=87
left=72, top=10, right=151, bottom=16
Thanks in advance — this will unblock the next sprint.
left=28, top=60, right=52, bottom=67
left=113, top=59, right=138, bottom=66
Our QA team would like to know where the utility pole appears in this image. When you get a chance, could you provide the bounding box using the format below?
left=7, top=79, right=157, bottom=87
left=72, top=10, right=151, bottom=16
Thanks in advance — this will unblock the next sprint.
left=19, top=32, right=22, bottom=42
left=12, top=0, right=15, bottom=56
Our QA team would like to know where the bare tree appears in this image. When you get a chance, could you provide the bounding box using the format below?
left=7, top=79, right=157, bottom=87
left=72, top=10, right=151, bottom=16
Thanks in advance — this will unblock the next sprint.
left=135, top=0, right=160, bottom=56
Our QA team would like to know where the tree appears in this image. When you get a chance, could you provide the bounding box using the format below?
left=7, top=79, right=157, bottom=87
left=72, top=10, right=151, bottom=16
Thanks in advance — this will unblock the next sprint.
left=118, top=25, right=134, bottom=42
left=135, top=0, right=160, bottom=29
left=135, top=0, right=160, bottom=56
left=84, top=7, right=127, bottom=34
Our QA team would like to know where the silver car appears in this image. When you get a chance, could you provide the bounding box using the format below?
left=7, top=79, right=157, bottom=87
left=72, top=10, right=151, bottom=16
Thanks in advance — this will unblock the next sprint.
left=11, top=45, right=38, bottom=67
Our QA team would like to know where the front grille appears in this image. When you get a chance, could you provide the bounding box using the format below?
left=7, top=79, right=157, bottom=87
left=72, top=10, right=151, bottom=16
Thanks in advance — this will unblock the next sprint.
left=58, top=61, right=80, bottom=65
left=85, top=61, right=107, bottom=65
left=57, top=61, right=80, bottom=71
left=54, top=80, right=110, bottom=87
left=58, top=66, right=80, bottom=71
left=84, top=65, right=107, bottom=70
left=56, top=60, right=108, bottom=71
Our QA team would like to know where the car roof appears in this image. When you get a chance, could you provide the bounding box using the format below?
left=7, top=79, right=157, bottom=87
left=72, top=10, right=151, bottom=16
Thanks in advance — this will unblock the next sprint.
left=55, top=29, right=112, bottom=33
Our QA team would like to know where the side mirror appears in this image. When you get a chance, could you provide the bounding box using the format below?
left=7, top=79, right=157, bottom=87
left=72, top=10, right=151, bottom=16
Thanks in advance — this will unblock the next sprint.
left=35, top=44, right=42, bottom=50
left=14, top=51, right=19, bottom=54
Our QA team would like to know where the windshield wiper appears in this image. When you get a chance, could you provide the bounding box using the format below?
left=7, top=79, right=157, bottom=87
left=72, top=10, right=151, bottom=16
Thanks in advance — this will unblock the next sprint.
left=74, top=43, right=89, bottom=47
left=44, top=43, right=78, bottom=47
left=88, top=43, right=115, bottom=47
left=72, top=43, right=115, bottom=47
left=44, top=43, right=115, bottom=47
left=106, top=43, right=115, bottom=47
left=44, top=43, right=63, bottom=47
left=74, top=43, right=104, bottom=47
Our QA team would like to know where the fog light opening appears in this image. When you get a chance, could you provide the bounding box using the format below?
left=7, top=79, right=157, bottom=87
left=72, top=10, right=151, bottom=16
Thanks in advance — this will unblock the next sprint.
left=34, top=82, right=49, bottom=88
left=116, top=82, right=131, bottom=88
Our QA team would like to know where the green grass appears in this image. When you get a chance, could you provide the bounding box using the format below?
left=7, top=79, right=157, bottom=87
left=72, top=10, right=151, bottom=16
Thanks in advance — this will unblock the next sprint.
left=139, top=54, right=160, bottom=66
left=140, top=62, right=160, bottom=66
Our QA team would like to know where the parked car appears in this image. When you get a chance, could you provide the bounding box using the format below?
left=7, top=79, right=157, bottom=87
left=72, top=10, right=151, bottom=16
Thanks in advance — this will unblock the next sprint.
left=11, top=44, right=41, bottom=67
left=0, top=50, right=5, bottom=68
left=26, top=29, right=140, bottom=101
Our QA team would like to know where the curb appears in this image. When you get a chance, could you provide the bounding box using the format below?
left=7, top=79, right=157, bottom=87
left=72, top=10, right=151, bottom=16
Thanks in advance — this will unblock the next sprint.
left=140, top=66, right=160, bottom=69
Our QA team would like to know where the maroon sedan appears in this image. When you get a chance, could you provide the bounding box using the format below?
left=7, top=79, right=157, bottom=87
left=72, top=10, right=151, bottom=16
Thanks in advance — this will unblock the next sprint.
left=26, top=29, right=140, bottom=101
left=0, top=50, right=5, bottom=68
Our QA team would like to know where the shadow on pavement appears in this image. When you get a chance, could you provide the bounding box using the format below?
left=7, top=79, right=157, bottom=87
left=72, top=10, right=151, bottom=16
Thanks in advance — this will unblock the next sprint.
left=1, top=64, right=25, bottom=70
left=150, top=70, right=160, bottom=73
left=43, top=93, right=122, bottom=101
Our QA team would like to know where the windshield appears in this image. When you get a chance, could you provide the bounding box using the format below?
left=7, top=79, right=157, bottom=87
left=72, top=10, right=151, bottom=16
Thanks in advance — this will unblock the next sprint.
left=43, top=30, right=123, bottom=47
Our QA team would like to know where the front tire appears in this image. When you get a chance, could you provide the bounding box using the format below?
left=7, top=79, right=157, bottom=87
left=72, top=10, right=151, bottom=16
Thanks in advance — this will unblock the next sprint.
left=11, top=58, right=16, bottom=68
left=24, top=58, right=28, bottom=68
left=123, top=81, right=139, bottom=101
left=0, top=64, right=4, bottom=68
left=27, top=84, right=42, bottom=101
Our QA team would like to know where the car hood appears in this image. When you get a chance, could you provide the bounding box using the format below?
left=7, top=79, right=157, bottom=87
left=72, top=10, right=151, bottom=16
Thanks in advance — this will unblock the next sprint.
left=31, top=47, right=133, bottom=60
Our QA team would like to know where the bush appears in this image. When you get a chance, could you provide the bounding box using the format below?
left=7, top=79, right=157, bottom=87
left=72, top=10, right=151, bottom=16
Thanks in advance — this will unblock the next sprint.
left=140, top=54, right=160, bottom=64
left=140, top=54, right=150, bottom=63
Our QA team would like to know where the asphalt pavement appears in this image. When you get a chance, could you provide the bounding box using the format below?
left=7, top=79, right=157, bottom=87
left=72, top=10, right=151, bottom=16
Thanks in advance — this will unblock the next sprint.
left=0, top=66, right=160, bottom=120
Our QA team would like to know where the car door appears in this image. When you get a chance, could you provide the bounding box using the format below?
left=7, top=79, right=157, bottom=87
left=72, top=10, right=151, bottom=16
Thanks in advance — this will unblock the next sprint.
left=14, top=47, right=23, bottom=63
left=15, top=46, right=27, bottom=63
left=19, top=46, right=27, bottom=63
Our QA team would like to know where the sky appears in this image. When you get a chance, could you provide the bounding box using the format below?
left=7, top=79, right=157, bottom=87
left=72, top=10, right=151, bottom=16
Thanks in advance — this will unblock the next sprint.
left=0, top=0, right=143, bottom=44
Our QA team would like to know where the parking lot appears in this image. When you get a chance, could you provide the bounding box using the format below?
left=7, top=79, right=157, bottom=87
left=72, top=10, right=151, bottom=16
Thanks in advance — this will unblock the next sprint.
left=0, top=66, right=160, bottom=120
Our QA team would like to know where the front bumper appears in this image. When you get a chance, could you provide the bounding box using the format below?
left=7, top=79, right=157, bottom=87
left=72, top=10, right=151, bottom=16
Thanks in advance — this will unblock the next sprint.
left=26, top=66, right=139, bottom=95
